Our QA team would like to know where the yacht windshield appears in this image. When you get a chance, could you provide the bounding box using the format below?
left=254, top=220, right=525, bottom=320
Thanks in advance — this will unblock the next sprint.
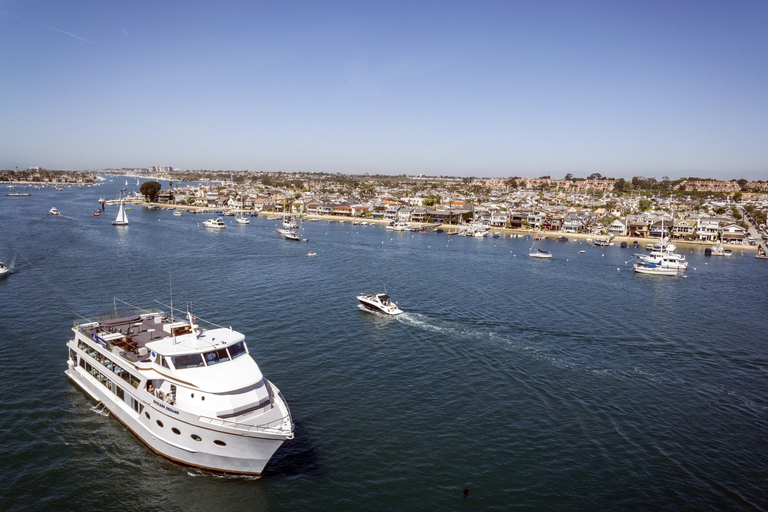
left=203, top=348, right=230, bottom=366
left=172, top=353, right=205, bottom=369
left=227, top=341, right=247, bottom=359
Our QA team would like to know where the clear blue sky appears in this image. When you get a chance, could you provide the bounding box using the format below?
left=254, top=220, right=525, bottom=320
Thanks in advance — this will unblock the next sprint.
left=2, top=0, right=767, bottom=180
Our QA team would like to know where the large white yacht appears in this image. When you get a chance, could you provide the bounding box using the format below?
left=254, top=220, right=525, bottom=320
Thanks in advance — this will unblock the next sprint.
left=65, top=301, right=293, bottom=475
left=634, top=239, right=687, bottom=270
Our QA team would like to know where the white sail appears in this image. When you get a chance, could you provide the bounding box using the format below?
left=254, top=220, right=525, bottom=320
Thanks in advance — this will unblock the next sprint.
left=112, top=200, right=129, bottom=225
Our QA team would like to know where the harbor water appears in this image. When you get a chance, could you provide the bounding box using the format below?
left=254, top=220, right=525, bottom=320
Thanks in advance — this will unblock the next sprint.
left=1, top=181, right=767, bottom=511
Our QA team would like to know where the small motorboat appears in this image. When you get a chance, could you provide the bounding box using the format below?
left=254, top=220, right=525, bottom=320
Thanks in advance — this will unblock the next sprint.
left=357, top=291, right=403, bottom=315
left=49, top=207, right=61, bottom=215
left=284, top=233, right=301, bottom=241
left=0, top=262, right=9, bottom=277
left=307, top=251, right=316, bottom=257
left=92, top=212, right=100, bottom=216
left=173, top=210, right=183, bottom=217
left=556, top=236, right=569, bottom=242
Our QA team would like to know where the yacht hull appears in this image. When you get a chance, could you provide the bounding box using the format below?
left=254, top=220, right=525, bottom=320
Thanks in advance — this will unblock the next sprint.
left=356, top=295, right=402, bottom=315
left=65, top=362, right=288, bottom=475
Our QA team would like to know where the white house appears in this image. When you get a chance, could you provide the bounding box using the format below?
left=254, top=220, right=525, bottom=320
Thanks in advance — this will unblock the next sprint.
left=608, top=219, right=627, bottom=236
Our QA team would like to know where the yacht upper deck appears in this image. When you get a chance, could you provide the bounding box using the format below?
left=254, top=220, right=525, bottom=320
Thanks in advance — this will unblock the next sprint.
left=75, top=309, right=193, bottom=363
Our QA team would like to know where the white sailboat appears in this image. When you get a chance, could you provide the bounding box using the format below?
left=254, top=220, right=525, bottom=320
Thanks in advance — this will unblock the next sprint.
left=112, top=200, right=129, bottom=225
left=529, top=232, right=552, bottom=259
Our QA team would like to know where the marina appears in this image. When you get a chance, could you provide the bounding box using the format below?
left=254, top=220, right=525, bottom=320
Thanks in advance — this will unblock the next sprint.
left=1, top=182, right=767, bottom=510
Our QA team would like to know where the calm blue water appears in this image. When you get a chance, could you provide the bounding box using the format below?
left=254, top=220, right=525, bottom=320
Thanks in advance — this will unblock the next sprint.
left=1, top=180, right=767, bottom=511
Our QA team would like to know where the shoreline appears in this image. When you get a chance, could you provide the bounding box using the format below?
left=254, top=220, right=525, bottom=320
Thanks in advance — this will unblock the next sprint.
left=142, top=204, right=760, bottom=252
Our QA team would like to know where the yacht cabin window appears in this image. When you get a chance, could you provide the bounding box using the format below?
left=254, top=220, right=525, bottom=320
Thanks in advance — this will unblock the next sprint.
left=172, top=353, right=205, bottom=369
left=203, top=348, right=230, bottom=366
left=227, top=341, right=247, bottom=359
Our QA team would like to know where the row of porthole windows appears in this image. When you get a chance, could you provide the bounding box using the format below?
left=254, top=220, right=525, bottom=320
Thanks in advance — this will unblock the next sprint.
left=144, top=411, right=226, bottom=446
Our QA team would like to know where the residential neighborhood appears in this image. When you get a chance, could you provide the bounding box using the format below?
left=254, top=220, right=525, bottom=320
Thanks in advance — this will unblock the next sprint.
left=3, top=168, right=767, bottom=245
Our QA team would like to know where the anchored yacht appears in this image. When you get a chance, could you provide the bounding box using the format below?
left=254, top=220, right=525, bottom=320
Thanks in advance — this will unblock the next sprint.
left=65, top=301, right=293, bottom=474
left=203, top=218, right=227, bottom=229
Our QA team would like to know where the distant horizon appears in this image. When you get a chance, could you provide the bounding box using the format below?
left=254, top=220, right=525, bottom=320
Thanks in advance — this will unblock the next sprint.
left=2, top=2, right=767, bottom=181
left=6, top=166, right=766, bottom=184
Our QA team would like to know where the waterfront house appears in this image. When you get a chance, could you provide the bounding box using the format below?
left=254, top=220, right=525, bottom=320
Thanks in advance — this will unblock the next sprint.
left=608, top=219, right=628, bottom=236
left=649, top=219, right=672, bottom=238
left=318, top=203, right=334, bottom=216
left=672, top=219, right=695, bottom=239
left=696, top=219, right=721, bottom=242
left=721, top=223, right=747, bottom=243
left=303, top=200, right=320, bottom=215
left=490, top=211, right=509, bottom=227
left=333, top=204, right=352, bottom=216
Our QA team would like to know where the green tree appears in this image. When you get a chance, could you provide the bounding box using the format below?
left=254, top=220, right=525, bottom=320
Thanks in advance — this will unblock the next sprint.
left=638, top=198, right=651, bottom=211
left=733, top=191, right=743, bottom=202
left=140, top=181, right=162, bottom=202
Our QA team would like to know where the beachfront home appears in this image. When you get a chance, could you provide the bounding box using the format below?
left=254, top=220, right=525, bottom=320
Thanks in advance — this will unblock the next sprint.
left=721, top=223, right=747, bottom=243
left=608, top=219, right=627, bottom=236
left=627, top=215, right=651, bottom=237
left=696, top=219, right=721, bottom=242
left=672, top=219, right=695, bottom=238
left=317, top=203, right=334, bottom=216
left=649, top=219, right=672, bottom=238
left=561, top=211, right=590, bottom=233
left=542, top=215, right=563, bottom=231
left=526, top=212, right=546, bottom=228
left=333, top=204, right=352, bottom=216
left=304, top=200, right=320, bottom=215
left=490, top=211, right=509, bottom=227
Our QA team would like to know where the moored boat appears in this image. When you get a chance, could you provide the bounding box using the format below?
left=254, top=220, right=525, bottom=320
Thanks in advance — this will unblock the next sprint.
left=203, top=218, right=227, bottom=229
left=529, top=231, right=552, bottom=259
left=633, top=261, right=678, bottom=276
left=65, top=301, right=293, bottom=474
